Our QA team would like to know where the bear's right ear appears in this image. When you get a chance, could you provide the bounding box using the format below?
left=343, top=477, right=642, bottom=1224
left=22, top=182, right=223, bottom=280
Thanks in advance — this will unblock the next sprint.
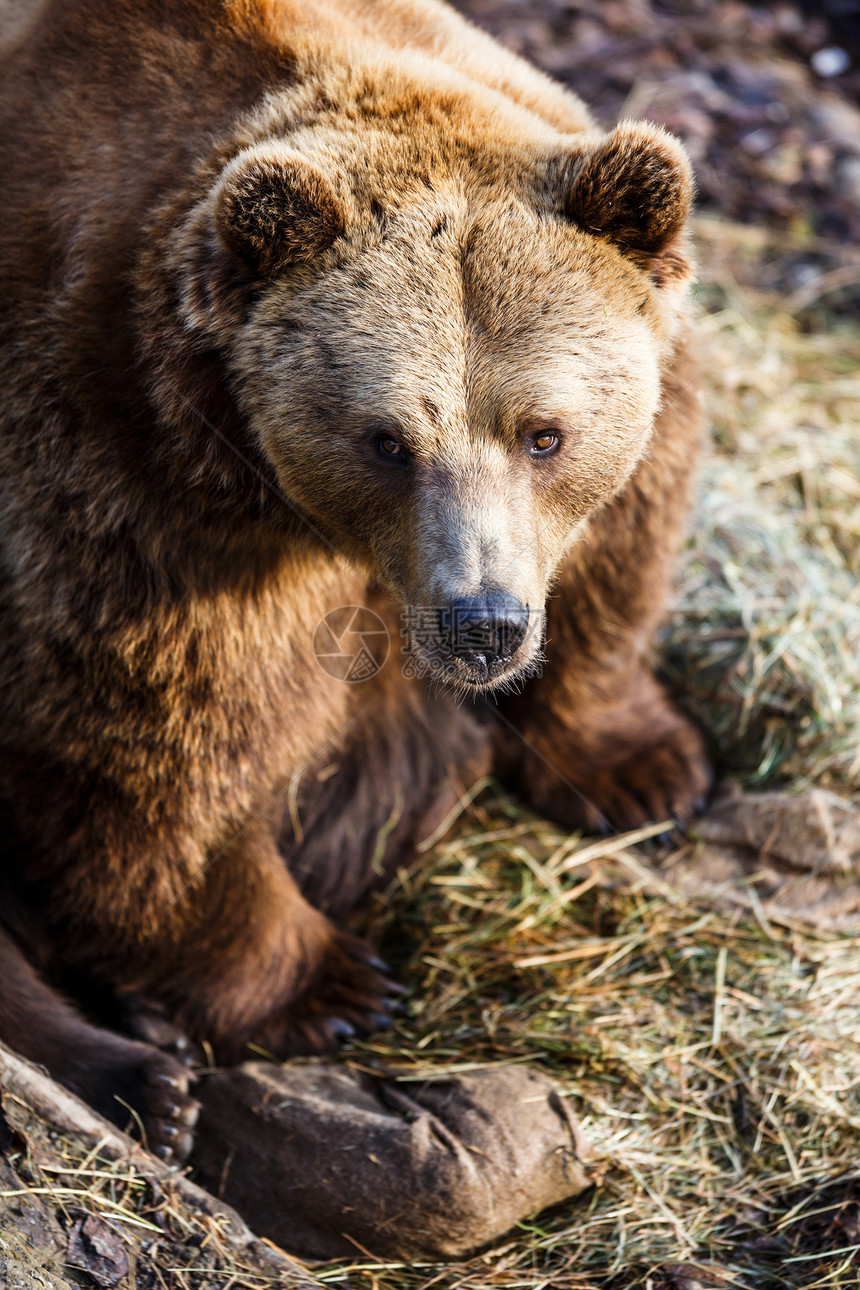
left=215, top=144, right=346, bottom=277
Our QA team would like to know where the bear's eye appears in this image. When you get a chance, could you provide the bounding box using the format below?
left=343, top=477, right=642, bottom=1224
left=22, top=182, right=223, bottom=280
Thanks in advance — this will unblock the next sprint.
left=378, top=435, right=406, bottom=460
left=530, top=432, right=560, bottom=457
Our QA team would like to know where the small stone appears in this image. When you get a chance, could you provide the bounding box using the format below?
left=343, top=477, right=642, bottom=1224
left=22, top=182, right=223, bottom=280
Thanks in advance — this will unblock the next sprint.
left=811, top=47, right=851, bottom=78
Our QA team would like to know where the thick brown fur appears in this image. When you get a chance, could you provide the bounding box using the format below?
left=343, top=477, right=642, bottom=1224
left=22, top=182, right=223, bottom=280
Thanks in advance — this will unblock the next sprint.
left=0, top=0, right=711, bottom=1155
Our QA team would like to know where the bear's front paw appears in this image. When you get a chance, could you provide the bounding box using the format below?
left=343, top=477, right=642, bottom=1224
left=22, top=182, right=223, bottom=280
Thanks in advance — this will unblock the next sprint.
left=253, top=932, right=403, bottom=1057
left=81, top=1039, right=200, bottom=1163
left=572, top=721, right=712, bottom=834
left=522, top=709, right=712, bottom=835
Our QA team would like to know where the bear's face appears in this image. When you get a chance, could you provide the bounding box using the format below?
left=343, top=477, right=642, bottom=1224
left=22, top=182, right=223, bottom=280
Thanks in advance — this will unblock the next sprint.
left=196, top=115, right=693, bottom=692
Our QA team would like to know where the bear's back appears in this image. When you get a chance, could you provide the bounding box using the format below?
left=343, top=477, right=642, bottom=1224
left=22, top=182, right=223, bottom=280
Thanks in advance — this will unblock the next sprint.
left=0, top=0, right=591, bottom=142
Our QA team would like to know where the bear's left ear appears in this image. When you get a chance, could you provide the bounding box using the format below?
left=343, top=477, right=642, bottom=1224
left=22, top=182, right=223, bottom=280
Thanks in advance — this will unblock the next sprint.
left=559, top=121, right=693, bottom=283
left=215, top=143, right=346, bottom=277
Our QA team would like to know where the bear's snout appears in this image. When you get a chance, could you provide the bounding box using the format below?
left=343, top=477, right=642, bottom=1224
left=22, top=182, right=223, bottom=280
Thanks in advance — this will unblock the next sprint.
left=440, top=591, right=530, bottom=683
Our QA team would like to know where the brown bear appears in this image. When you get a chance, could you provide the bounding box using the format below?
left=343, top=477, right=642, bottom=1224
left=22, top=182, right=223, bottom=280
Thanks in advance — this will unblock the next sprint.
left=0, top=0, right=711, bottom=1159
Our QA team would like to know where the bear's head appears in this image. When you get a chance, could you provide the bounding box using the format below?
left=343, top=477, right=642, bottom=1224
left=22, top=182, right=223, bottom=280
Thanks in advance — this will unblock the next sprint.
left=168, top=88, right=693, bottom=693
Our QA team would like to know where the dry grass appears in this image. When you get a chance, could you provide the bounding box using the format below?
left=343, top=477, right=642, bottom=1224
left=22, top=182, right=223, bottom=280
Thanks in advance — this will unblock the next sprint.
left=664, top=216, right=860, bottom=791
left=321, top=793, right=860, bottom=1289
left=314, top=216, right=860, bottom=1290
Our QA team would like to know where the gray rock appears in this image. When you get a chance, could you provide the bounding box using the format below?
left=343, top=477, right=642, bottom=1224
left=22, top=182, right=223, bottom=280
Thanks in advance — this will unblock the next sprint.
left=192, top=1061, right=593, bottom=1260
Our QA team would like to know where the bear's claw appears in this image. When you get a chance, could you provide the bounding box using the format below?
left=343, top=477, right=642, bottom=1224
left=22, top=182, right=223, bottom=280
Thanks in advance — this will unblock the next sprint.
left=121, top=997, right=200, bottom=1067
left=574, top=721, right=713, bottom=835
left=521, top=705, right=713, bottom=837
left=251, top=931, right=401, bottom=1058
left=133, top=1050, right=200, bottom=1163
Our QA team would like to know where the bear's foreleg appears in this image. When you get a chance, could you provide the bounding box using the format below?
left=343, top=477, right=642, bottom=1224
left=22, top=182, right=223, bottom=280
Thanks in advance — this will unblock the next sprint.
left=499, top=336, right=712, bottom=833
left=145, top=821, right=398, bottom=1061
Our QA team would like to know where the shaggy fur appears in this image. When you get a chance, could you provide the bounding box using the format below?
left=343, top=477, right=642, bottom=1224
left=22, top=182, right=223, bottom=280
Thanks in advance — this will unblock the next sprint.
left=0, top=0, right=711, bottom=1157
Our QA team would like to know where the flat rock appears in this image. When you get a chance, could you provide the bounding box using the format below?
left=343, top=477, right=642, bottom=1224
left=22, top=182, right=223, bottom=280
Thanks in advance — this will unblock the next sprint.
left=696, top=783, right=860, bottom=876
left=594, top=786, right=860, bottom=931
left=192, top=1061, right=593, bottom=1260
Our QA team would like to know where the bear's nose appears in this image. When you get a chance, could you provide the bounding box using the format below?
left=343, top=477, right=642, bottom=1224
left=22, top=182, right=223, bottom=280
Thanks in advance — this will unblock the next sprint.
left=442, top=592, right=530, bottom=674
